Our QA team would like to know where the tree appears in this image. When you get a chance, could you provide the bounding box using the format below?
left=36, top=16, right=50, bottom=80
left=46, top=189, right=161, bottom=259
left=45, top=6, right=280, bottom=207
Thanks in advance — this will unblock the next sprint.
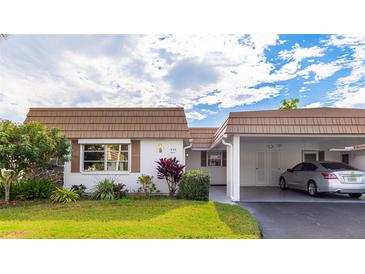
left=279, top=98, right=300, bottom=110
left=156, top=157, right=184, bottom=197
left=0, top=120, right=70, bottom=203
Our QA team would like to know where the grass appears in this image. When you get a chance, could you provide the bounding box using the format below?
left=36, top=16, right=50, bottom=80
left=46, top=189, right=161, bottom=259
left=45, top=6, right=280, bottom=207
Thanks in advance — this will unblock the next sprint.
left=0, top=198, right=260, bottom=239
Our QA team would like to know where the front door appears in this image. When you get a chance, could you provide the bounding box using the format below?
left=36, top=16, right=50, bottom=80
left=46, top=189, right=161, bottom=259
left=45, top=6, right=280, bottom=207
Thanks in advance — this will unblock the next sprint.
left=256, top=151, right=266, bottom=185
left=269, top=150, right=281, bottom=185
left=255, top=150, right=281, bottom=186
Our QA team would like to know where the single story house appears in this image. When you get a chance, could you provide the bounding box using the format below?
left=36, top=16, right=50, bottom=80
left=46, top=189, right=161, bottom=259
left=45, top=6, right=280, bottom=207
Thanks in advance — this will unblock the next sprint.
left=25, top=107, right=365, bottom=201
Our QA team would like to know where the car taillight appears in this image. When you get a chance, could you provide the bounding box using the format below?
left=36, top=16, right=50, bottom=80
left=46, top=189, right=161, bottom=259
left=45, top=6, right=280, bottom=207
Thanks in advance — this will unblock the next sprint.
left=321, top=172, right=337, bottom=179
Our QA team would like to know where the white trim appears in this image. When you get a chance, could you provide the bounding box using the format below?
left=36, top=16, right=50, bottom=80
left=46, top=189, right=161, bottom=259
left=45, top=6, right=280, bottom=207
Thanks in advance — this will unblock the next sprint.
left=237, top=134, right=365, bottom=138
left=78, top=139, right=131, bottom=144
left=302, top=150, right=319, bottom=161
left=330, top=146, right=365, bottom=152
left=79, top=143, right=132, bottom=174
left=210, top=134, right=365, bottom=151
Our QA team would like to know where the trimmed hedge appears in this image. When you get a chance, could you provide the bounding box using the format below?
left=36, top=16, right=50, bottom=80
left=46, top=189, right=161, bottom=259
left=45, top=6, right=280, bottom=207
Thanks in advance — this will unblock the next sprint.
left=178, top=170, right=210, bottom=201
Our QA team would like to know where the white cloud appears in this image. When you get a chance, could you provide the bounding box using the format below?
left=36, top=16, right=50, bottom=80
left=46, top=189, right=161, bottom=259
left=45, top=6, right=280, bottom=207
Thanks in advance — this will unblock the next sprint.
left=332, top=87, right=365, bottom=108
left=303, top=102, right=323, bottom=108
left=324, top=35, right=365, bottom=107
left=298, top=62, right=342, bottom=81
left=271, top=44, right=328, bottom=82
left=200, top=108, right=217, bottom=115
left=198, top=86, right=280, bottom=108
left=0, top=34, right=288, bottom=121
left=279, top=43, right=325, bottom=62
left=186, top=111, right=207, bottom=120
left=299, top=87, right=309, bottom=93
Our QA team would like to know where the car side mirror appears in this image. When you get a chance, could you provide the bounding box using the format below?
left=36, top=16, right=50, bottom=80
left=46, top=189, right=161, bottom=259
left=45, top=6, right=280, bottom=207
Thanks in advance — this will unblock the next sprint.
left=287, top=168, right=293, bottom=173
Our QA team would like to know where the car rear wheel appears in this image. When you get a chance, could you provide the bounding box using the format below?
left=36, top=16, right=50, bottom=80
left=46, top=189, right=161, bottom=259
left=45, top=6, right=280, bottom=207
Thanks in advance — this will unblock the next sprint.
left=279, top=178, right=288, bottom=190
left=307, top=181, right=318, bottom=196
left=349, top=193, right=362, bottom=198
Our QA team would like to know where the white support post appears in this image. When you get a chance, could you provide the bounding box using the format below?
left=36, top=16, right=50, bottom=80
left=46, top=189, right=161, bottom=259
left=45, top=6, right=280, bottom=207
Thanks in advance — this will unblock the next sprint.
left=231, top=135, right=241, bottom=201
left=226, top=144, right=232, bottom=197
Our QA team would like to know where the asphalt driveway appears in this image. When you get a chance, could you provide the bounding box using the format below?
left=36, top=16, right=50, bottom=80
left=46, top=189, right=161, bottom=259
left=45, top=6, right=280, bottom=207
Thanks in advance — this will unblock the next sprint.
left=241, top=202, right=365, bottom=239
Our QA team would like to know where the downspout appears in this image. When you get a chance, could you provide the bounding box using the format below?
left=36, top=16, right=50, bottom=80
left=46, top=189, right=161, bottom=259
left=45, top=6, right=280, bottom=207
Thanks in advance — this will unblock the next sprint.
left=183, top=139, right=193, bottom=171
left=222, top=134, right=233, bottom=199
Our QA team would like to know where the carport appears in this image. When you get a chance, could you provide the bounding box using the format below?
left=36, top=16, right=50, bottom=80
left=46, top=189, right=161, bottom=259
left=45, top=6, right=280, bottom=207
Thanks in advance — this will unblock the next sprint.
left=211, top=108, right=365, bottom=202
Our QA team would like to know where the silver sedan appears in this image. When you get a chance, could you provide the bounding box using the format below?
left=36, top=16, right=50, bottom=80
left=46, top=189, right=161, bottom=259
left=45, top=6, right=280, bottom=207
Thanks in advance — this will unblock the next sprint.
left=279, top=161, right=365, bottom=198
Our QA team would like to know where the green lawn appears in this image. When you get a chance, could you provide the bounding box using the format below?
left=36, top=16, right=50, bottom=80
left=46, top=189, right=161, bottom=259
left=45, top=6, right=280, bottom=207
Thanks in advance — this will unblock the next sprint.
left=0, top=198, right=260, bottom=239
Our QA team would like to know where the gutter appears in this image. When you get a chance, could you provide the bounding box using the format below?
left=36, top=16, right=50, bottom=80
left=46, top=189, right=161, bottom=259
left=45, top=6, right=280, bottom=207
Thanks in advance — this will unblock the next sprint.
left=183, top=139, right=193, bottom=169
left=221, top=134, right=233, bottom=199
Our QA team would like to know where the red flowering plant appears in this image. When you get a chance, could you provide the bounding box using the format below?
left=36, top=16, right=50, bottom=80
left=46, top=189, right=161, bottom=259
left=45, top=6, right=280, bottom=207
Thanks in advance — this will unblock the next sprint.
left=156, top=157, right=185, bottom=197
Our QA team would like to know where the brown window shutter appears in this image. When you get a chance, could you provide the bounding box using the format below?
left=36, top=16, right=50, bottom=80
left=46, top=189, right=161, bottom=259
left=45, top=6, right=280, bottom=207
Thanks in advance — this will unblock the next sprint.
left=71, top=140, right=80, bottom=173
left=319, top=151, right=325, bottom=161
left=201, top=151, right=207, bottom=167
left=222, top=151, right=227, bottom=167
left=131, top=140, right=141, bottom=173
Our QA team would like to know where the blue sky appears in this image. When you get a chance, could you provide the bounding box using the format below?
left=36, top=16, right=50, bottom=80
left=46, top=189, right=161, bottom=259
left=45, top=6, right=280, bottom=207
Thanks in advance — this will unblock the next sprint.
left=1, top=34, right=365, bottom=126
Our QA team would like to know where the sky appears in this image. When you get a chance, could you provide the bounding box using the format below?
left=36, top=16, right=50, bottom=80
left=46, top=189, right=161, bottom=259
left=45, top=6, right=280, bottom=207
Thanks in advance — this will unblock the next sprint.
left=1, top=34, right=365, bottom=127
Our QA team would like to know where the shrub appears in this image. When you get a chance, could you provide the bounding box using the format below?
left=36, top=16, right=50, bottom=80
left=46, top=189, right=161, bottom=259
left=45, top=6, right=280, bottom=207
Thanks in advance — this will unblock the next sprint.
left=113, top=183, right=128, bottom=199
left=70, top=184, right=87, bottom=197
left=50, top=187, right=79, bottom=203
left=137, top=175, right=159, bottom=197
left=0, top=179, right=55, bottom=200
left=92, top=179, right=115, bottom=200
left=178, top=170, right=210, bottom=201
left=156, top=157, right=184, bottom=197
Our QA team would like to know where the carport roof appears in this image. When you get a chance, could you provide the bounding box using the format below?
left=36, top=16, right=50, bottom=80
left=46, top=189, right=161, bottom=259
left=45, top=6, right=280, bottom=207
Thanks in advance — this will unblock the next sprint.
left=211, top=108, right=365, bottom=148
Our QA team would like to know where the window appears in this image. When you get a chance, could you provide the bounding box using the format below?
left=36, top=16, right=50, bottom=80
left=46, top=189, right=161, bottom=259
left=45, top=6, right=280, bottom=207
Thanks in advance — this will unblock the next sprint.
left=320, top=162, right=357, bottom=171
left=342, top=154, right=349, bottom=164
left=201, top=151, right=226, bottom=167
left=292, top=163, right=303, bottom=171
left=222, top=151, right=227, bottom=167
left=208, top=151, right=222, bottom=166
left=303, top=151, right=318, bottom=162
left=83, top=144, right=129, bottom=172
left=201, top=151, right=207, bottom=167
left=301, top=163, right=318, bottom=171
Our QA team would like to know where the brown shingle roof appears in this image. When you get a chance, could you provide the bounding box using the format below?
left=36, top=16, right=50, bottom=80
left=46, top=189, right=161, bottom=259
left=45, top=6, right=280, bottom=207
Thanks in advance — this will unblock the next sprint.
left=189, top=127, right=218, bottom=150
left=25, top=107, right=191, bottom=139
left=222, top=108, right=365, bottom=136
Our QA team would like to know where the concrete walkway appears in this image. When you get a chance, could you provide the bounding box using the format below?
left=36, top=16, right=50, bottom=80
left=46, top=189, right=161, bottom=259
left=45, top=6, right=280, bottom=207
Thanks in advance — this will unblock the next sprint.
left=240, top=186, right=365, bottom=203
left=209, top=185, right=365, bottom=203
left=209, top=186, right=235, bottom=204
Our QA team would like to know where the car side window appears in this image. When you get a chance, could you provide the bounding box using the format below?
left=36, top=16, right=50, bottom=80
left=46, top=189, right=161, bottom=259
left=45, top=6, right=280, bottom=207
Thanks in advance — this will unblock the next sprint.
left=292, top=164, right=303, bottom=171
left=302, top=163, right=317, bottom=171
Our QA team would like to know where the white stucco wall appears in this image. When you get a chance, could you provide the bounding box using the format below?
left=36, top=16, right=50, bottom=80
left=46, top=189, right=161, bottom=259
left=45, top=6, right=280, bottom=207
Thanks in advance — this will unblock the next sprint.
left=350, top=150, right=365, bottom=170
left=185, top=149, right=227, bottom=185
left=239, top=141, right=345, bottom=186
left=64, top=139, right=184, bottom=193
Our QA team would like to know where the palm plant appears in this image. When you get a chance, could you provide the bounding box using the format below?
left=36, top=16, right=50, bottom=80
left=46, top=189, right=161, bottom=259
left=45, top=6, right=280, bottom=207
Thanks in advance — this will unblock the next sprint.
left=92, top=179, right=115, bottom=200
left=50, top=187, right=79, bottom=203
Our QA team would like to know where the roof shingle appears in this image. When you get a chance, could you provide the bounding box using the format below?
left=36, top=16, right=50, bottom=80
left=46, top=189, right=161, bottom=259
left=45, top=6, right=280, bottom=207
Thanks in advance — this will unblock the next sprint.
left=25, top=107, right=191, bottom=139
left=189, top=127, right=218, bottom=150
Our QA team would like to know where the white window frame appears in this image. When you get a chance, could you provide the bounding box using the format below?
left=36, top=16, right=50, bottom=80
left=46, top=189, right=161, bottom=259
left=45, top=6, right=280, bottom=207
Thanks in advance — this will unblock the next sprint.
left=302, top=150, right=319, bottom=162
left=80, top=143, right=131, bottom=174
left=207, top=151, right=223, bottom=167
